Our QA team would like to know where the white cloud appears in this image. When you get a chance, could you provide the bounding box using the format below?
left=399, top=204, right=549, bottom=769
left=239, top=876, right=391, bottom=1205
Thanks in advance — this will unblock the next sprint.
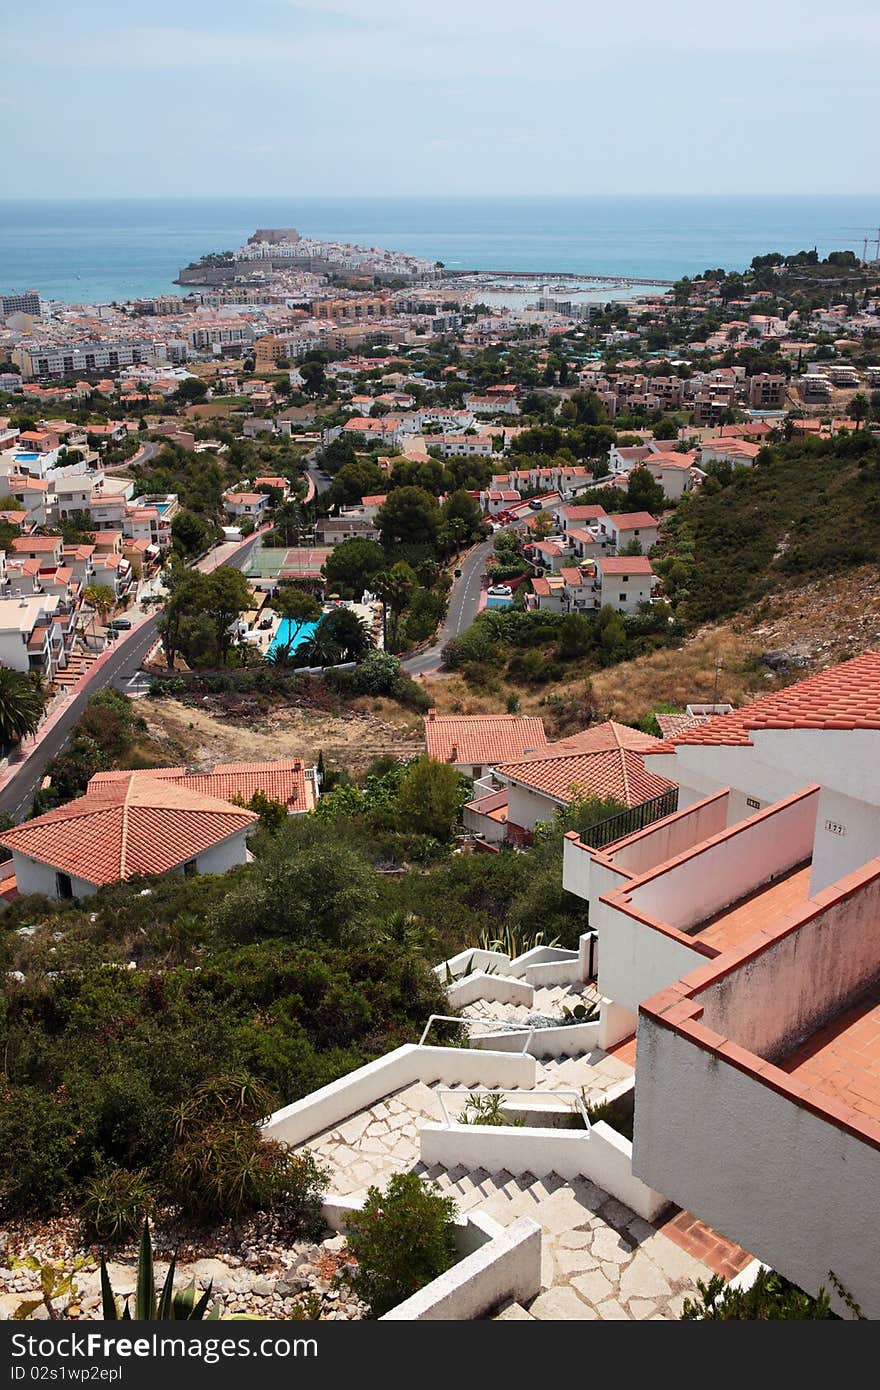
left=14, top=2, right=880, bottom=76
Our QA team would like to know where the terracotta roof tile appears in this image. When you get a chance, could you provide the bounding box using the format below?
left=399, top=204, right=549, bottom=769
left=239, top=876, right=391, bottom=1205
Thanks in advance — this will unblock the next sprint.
left=0, top=773, right=258, bottom=886
left=88, top=759, right=316, bottom=812
left=653, top=652, right=880, bottom=751
left=494, top=746, right=674, bottom=808
left=424, top=712, right=546, bottom=764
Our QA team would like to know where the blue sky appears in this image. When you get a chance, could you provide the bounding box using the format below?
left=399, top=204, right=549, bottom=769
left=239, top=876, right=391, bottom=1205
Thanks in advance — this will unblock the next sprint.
left=4, top=0, right=879, bottom=197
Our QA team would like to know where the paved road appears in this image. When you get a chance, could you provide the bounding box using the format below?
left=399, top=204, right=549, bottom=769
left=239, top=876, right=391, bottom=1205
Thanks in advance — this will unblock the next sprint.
left=304, top=448, right=332, bottom=499
left=0, top=535, right=260, bottom=822
left=402, top=536, right=494, bottom=677
left=399, top=494, right=565, bottom=677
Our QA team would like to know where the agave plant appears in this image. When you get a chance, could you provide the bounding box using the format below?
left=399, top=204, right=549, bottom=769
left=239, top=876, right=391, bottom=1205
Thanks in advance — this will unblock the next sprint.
left=100, top=1220, right=220, bottom=1320
left=476, top=926, right=561, bottom=959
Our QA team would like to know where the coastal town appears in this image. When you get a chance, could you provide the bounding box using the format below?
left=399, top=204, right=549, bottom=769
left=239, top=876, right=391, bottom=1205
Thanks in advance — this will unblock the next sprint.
left=1, top=226, right=880, bottom=1328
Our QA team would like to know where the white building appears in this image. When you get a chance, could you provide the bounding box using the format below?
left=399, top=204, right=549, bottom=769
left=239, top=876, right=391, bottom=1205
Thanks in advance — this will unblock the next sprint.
left=593, top=556, right=655, bottom=613
left=561, top=654, right=880, bottom=1316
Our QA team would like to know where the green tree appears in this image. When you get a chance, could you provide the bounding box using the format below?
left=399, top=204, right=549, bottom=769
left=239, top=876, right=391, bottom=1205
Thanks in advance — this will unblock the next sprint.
left=327, top=459, right=385, bottom=507
left=174, top=378, right=208, bottom=405
left=440, top=489, right=484, bottom=553
left=158, top=567, right=210, bottom=669
left=373, top=563, right=417, bottom=650
left=848, top=392, right=870, bottom=430
left=213, top=827, right=378, bottom=946
left=299, top=358, right=327, bottom=396
left=396, top=757, right=463, bottom=840
left=319, top=607, right=372, bottom=662
left=625, top=466, right=665, bottom=518
left=171, top=509, right=213, bottom=558
left=0, top=668, right=46, bottom=749
left=375, top=487, right=440, bottom=549
left=203, top=568, right=252, bottom=667
left=322, top=538, right=387, bottom=597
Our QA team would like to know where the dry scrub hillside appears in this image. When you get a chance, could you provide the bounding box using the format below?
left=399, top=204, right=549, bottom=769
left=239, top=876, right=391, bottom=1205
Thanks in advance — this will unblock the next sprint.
left=422, top=566, right=880, bottom=729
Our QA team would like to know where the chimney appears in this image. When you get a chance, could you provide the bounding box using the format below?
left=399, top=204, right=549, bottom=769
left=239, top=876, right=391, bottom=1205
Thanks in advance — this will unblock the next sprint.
left=450, top=743, right=458, bottom=763
left=427, top=707, right=436, bottom=720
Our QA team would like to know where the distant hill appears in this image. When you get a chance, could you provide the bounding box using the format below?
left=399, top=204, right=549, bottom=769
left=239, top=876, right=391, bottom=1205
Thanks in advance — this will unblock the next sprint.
left=656, top=429, right=880, bottom=626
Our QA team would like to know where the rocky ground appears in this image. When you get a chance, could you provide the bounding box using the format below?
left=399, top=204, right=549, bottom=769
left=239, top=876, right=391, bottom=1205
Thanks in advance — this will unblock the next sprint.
left=0, top=1210, right=366, bottom=1322
left=140, top=694, right=423, bottom=777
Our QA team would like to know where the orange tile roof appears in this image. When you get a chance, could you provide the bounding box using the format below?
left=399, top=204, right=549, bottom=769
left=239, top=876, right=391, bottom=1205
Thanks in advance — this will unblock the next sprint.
left=424, top=712, right=547, bottom=764
left=652, top=652, right=880, bottom=752
left=654, top=712, right=714, bottom=740
left=0, top=773, right=258, bottom=886
left=11, top=536, right=60, bottom=554
left=560, top=505, right=608, bottom=521
left=90, top=759, right=316, bottom=812
left=494, top=746, right=674, bottom=808
left=607, top=511, right=658, bottom=529
left=598, top=556, right=654, bottom=575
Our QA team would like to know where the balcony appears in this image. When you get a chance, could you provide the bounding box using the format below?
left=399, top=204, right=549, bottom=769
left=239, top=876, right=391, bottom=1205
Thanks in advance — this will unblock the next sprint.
left=585, top=786, right=820, bottom=1018
left=634, top=853, right=880, bottom=1317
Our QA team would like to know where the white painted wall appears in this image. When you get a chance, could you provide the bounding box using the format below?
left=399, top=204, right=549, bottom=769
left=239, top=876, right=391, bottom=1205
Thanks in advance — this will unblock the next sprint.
left=634, top=1016, right=880, bottom=1317
left=506, top=782, right=562, bottom=833
left=12, top=853, right=96, bottom=899
left=421, top=1119, right=668, bottom=1222
left=810, top=788, right=880, bottom=895
left=696, top=865, right=880, bottom=1061
left=610, top=792, right=730, bottom=877
left=591, top=894, right=707, bottom=1018
left=262, top=1044, right=537, bottom=1147
left=322, top=1196, right=542, bottom=1321
left=622, top=788, right=818, bottom=934
left=446, top=971, right=534, bottom=1010
left=433, top=948, right=511, bottom=980
left=562, top=795, right=730, bottom=913
left=471, top=1019, right=601, bottom=1059
left=380, top=1213, right=542, bottom=1321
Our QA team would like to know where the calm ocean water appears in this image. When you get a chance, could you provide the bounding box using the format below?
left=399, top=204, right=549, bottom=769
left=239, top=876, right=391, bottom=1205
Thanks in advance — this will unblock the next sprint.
left=1, top=195, right=878, bottom=304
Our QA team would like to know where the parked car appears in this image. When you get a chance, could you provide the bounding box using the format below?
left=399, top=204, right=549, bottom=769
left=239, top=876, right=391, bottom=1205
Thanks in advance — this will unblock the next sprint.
left=108, top=617, right=133, bottom=630
left=528, top=498, right=543, bottom=511
left=487, top=584, right=513, bottom=597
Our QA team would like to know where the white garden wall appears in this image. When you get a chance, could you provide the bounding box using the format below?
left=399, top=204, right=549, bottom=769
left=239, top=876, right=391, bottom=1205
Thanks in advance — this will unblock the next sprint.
left=420, top=1119, right=668, bottom=1222
left=471, top=1020, right=601, bottom=1059
left=262, top=1044, right=537, bottom=1147
left=320, top=1197, right=542, bottom=1321
left=446, top=971, right=534, bottom=1010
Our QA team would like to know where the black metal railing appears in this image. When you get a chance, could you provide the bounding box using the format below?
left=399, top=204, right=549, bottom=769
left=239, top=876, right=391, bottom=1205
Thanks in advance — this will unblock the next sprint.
left=579, top=786, right=680, bottom=851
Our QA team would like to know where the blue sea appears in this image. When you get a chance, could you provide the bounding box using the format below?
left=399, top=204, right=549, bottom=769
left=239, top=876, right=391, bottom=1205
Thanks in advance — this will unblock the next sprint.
left=1, top=196, right=878, bottom=304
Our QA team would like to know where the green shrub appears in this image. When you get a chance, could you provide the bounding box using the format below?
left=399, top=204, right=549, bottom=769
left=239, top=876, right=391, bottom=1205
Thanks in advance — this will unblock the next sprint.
left=680, top=1269, right=842, bottom=1320
left=163, top=1071, right=328, bottom=1228
left=459, top=1093, right=524, bottom=1127
left=79, top=1166, right=154, bottom=1244
left=167, top=1124, right=326, bottom=1228
left=341, top=1172, right=458, bottom=1317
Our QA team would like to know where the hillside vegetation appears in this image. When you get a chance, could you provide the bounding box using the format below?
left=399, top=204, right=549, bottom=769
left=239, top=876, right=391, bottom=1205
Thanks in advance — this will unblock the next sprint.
left=658, top=430, right=880, bottom=626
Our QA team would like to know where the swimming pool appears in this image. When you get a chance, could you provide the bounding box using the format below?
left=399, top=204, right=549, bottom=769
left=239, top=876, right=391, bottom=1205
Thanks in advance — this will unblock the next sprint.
left=13, top=452, right=41, bottom=463
left=267, top=618, right=319, bottom=658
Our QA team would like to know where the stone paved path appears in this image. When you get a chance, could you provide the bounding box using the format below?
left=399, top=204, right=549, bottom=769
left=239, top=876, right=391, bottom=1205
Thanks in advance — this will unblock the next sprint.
left=298, top=1071, right=715, bottom=1320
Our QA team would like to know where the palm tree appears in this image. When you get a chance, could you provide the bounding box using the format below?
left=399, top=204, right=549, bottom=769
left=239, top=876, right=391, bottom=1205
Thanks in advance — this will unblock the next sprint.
left=82, top=583, right=116, bottom=648
left=848, top=392, right=870, bottom=431
left=321, top=608, right=371, bottom=662
left=297, top=626, right=343, bottom=669
left=373, top=568, right=415, bottom=651
left=0, top=668, right=47, bottom=750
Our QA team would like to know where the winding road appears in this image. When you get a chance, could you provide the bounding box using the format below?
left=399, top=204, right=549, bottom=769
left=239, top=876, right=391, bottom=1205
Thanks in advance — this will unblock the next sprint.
left=0, top=534, right=260, bottom=822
